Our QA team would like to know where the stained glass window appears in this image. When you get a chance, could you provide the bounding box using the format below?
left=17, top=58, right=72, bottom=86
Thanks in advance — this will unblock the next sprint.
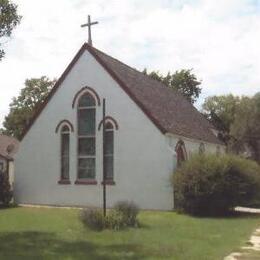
left=77, top=93, right=96, bottom=179
left=175, top=140, right=187, bottom=167
left=104, top=122, right=114, bottom=180
left=61, top=125, right=70, bottom=180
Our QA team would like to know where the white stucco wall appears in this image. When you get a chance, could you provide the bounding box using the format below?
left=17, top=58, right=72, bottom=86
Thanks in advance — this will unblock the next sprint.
left=14, top=49, right=223, bottom=210
left=14, top=49, right=176, bottom=210
left=166, top=133, right=225, bottom=159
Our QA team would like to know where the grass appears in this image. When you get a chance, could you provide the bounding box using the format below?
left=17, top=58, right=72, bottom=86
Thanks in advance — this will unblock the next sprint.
left=0, top=207, right=259, bottom=259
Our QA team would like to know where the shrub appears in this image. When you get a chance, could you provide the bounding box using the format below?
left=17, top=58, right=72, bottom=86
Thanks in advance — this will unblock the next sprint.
left=80, top=208, right=104, bottom=231
left=104, top=210, right=124, bottom=230
left=114, top=201, right=139, bottom=227
left=173, top=154, right=260, bottom=216
left=0, top=171, right=12, bottom=206
left=80, top=201, right=140, bottom=231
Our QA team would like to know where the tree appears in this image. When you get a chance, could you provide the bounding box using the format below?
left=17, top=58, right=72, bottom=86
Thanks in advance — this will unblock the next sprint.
left=202, top=93, right=260, bottom=162
left=143, top=69, right=202, bottom=103
left=2, top=76, right=56, bottom=139
left=202, top=94, right=240, bottom=131
left=0, top=0, right=21, bottom=60
left=230, top=94, right=260, bottom=161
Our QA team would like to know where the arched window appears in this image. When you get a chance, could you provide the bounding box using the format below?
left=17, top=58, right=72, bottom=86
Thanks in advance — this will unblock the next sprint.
left=60, top=125, right=70, bottom=182
left=77, top=93, right=96, bottom=180
left=104, top=122, right=114, bottom=181
left=175, top=140, right=187, bottom=167
left=199, top=143, right=205, bottom=154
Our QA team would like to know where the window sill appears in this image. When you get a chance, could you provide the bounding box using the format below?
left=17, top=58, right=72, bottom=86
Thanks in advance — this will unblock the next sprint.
left=75, top=179, right=97, bottom=185
left=58, top=180, right=71, bottom=185
left=101, top=180, right=115, bottom=185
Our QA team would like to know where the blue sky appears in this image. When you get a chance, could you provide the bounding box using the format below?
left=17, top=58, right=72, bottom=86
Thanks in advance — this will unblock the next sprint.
left=0, top=0, right=260, bottom=126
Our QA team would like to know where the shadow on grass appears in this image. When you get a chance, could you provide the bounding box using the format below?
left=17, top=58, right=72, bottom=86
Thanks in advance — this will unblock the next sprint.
left=0, top=231, right=146, bottom=259
left=0, top=203, right=18, bottom=210
left=182, top=210, right=260, bottom=220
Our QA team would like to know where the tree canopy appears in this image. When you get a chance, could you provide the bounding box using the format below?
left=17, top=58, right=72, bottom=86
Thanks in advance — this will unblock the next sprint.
left=202, top=93, right=260, bottom=162
left=202, top=94, right=240, bottom=131
left=0, top=0, right=21, bottom=60
left=1, top=76, right=56, bottom=139
left=143, top=69, right=202, bottom=103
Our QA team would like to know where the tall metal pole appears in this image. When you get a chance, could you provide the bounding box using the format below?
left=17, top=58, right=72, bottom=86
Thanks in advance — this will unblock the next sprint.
left=102, top=98, right=106, bottom=217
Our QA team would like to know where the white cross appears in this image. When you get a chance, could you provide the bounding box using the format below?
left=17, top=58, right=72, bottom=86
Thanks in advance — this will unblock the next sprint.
left=81, top=15, right=98, bottom=46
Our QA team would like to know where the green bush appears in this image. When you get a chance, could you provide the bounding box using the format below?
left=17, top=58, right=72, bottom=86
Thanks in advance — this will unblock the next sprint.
left=114, top=201, right=139, bottom=227
left=173, top=154, right=260, bottom=216
left=80, top=201, right=140, bottom=231
left=104, top=210, right=124, bottom=230
left=0, top=171, right=12, bottom=206
left=80, top=208, right=104, bottom=231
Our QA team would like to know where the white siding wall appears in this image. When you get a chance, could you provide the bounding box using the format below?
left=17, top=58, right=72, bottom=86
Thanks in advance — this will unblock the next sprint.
left=14, top=49, right=223, bottom=210
left=14, top=50, right=175, bottom=210
left=166, top=133, right=225, bottom=159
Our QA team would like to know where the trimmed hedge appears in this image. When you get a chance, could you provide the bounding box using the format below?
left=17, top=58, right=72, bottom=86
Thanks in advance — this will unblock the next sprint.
left=173, top=154, right=260, bottom=216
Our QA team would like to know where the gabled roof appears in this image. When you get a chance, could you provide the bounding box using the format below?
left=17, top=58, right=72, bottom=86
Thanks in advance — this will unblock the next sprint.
left=21, top=43, right=222, bottom=144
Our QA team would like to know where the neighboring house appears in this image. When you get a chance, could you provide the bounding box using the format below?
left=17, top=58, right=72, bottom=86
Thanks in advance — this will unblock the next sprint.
left=14, top=43, right=224, bottom=210
left=0, top=135, right=19, bottom=188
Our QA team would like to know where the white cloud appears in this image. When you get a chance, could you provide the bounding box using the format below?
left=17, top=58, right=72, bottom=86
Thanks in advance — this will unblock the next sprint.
left=1, top=0, right=260, bottom=125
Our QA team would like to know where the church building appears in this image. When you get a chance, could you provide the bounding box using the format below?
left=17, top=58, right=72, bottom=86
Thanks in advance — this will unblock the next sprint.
left=14, top=43, right=224, bottom=210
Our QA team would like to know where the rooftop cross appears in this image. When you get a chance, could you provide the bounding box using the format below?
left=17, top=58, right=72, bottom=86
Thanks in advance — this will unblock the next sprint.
left=81, top=15, right=98, bottom=46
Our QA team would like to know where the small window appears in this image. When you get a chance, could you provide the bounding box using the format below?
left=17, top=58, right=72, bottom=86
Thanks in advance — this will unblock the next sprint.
left=60, top=125, right=70, bottom=181
left=199, top=143, right=205, bottom=154
left=175, top=140, right=187, bottom=167
left=77, top=93, right=96, bottom=180
left=104, top=122, right=114, bottom=180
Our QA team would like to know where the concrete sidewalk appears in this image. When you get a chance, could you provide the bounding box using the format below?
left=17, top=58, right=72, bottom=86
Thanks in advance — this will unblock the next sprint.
left=225, top=207, right=260, bottom=260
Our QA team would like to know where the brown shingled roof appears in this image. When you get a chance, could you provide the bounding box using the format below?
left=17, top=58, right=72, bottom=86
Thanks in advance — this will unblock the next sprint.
left=21, top=43, right=222, bottom=144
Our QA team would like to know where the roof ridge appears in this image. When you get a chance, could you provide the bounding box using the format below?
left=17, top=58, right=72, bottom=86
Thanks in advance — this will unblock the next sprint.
left=20, top=42, right=222, bottom=144
left=87, top=45, right=213, bottom=129
left=88, top=44, right=171, bottom=90
left=86, top=44, right=220, bottom=144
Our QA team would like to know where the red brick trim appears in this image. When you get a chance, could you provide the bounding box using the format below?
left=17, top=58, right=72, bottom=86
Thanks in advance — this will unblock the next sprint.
left=55, top=119, right=74, bottom=133
left=98, top=116, right=119, bottom=131
left=74, top=179, right=97, bottom=185
left=101, top=180, right=115, bottom=185
left=58, top=179, right=71, bottom=185
left=72, top=86, right=101, bottom=108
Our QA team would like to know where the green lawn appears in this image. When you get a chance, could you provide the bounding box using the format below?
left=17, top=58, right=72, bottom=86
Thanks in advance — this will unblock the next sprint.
left=0, top=207, right=259, bottom=259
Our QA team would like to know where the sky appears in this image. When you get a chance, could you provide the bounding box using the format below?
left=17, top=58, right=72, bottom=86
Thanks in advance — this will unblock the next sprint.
left=0, top=0, right=260, bottom=126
